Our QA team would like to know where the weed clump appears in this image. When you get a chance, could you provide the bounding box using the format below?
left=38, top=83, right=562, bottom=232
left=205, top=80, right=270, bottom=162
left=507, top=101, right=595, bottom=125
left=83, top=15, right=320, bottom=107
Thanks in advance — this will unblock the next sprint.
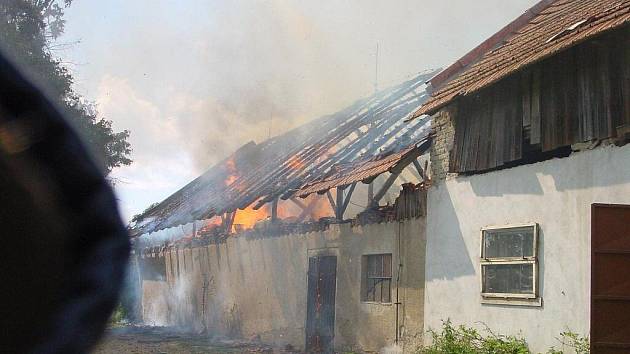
left=420, top=320, right=529, bottom=354
left=420, top=321, right=590, bottom=354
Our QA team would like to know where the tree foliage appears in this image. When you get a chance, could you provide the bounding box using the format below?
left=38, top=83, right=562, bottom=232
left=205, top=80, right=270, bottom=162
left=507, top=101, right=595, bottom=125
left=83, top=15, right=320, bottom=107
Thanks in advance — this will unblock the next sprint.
left=0, top=0, right=132, bottom=173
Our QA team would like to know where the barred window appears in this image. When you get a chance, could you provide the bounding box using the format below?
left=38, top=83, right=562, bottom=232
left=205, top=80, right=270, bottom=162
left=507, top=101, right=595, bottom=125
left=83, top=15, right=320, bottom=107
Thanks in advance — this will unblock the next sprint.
left=481, top=224, right=538, bottom=299
left=362, top=254, right=392, bottom=303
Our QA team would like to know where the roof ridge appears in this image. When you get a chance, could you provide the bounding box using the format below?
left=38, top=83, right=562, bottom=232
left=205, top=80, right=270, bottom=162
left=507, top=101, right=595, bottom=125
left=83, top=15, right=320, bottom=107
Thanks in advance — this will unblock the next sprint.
left=427, top=0, right=557, bottom=91
left=412, top=0, right=630, bottom=118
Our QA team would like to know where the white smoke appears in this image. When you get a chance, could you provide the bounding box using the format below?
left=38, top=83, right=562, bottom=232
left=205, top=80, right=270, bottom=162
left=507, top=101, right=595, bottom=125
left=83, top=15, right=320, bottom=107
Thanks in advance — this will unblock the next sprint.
left=142, top=275, right=170, bottom=326
left=142, top=275, right=202, bottom=331
left=136, top=222, right=196, bottom=247
left=380, top=343, right=403, bottom=354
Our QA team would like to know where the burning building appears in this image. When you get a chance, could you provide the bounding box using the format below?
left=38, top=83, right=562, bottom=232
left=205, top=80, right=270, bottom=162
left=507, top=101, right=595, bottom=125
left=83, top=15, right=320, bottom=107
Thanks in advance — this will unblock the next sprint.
left=131, top=1, right=630, bottom=351
left=131, top=70, right=438, bottom=352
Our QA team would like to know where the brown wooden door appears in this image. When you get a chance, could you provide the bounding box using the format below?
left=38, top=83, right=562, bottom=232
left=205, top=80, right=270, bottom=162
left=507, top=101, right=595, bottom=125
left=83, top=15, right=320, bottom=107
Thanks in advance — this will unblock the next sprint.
left=305, top=256, right=337, bottom=353
left=591, top=204, right=630, bottom=353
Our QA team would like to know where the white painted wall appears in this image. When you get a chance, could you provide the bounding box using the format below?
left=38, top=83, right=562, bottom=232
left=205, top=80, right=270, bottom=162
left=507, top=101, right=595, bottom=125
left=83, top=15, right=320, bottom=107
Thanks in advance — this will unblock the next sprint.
left=424, top=143, right=630, bottom=352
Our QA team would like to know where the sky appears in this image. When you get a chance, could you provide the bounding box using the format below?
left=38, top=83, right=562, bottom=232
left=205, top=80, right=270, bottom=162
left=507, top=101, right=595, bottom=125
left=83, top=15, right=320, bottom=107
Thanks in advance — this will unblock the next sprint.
left=57, top=0, right=539, bottom=222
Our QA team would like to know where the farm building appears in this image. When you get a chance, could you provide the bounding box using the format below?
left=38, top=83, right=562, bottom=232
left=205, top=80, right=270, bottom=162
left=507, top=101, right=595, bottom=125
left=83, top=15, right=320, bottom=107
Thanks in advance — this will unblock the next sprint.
left=132, top=0, right=630, bottom=352
left=411, top=0, right=630, bottom=352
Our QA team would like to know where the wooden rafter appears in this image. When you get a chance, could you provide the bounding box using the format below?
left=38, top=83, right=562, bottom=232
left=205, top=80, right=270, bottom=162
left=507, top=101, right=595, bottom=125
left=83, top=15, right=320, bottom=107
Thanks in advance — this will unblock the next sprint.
left=222, top=211, right=236, bottom=233
left=271, top=198, right=279, bottom=222
left=296, top=196, right=321, bottom=222
left=339, top=182, right=357, bottom=219
left=372, top=171, right=401, bottom=206
left=290, top=197, right=307, bottom=210
left=336, top=186, right=344, bottom=220
left=326, top=190, right=336, bottom=212
left=412, top=158, right=425, bottom=180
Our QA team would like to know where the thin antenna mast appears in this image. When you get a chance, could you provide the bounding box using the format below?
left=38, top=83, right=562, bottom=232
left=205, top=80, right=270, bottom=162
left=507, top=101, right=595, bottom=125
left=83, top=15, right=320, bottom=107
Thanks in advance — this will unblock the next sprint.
left=374, top=43, right=379, bottom=94
left=268, top=104, right=273, bottom=139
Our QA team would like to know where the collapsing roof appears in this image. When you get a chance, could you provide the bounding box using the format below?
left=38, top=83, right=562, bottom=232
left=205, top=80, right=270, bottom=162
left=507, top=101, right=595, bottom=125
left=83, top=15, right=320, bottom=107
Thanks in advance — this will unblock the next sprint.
left=131, top=69, right=439, bottom=237
left=412, top=0, right=630, bottom=118
left=296, top=140, right=430, bottom=198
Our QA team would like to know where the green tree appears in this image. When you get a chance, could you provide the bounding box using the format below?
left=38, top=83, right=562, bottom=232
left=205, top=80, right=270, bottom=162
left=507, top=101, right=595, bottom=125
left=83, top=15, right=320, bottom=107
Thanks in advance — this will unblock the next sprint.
left=0, top=0, right=132, bottom=173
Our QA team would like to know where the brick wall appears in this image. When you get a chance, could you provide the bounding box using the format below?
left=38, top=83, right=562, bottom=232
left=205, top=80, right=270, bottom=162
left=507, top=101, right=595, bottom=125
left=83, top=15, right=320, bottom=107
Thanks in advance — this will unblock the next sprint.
left=429, top=104, right=457, bottom=182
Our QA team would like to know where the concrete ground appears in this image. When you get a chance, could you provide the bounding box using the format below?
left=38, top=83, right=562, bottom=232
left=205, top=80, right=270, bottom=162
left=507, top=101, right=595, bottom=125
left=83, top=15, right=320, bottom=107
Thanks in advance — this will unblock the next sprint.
left=92, top=326, right=279, bottom=354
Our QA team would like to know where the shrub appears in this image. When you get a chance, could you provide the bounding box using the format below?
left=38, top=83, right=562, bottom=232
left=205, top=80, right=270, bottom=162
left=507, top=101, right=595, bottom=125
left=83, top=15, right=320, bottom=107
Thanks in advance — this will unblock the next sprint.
left=420, top=320, right=529, bottom=354
left=546, top=331, right=589, bottom=354
left=108, top=303, right=128, bottom=327
left=420, top=321, right=591, bottom=354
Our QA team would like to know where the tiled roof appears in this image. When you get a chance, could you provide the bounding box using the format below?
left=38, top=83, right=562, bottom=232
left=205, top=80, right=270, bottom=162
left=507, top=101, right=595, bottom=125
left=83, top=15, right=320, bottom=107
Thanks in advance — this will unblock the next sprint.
left=412, top=0, right=630, bottom=118
left=296, top=137, right=431, bottom=198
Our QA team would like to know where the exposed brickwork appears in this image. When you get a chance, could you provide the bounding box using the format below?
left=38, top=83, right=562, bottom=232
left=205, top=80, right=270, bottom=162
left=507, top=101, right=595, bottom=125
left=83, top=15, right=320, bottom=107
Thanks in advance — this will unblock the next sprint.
left=429, top=104, right=457, bottom=182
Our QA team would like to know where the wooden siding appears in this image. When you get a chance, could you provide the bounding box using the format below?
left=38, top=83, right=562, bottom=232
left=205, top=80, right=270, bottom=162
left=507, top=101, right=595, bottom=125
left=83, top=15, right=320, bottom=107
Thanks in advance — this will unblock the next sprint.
left=450, top=27, right=630, bottom=173
left=451, top=79, right=523, bottom=172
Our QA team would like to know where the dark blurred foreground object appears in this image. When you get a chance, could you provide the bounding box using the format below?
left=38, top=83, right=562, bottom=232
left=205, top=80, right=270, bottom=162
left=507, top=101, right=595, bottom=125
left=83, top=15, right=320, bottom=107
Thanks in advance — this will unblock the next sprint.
left=0, top=51, right=130, bottom=352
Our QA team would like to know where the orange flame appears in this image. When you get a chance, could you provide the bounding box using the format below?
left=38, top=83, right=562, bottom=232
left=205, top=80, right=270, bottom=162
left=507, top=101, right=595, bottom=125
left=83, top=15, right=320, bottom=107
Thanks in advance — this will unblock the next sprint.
left=224, top=158, right=238, bottom=186
left=194, top=216, right=224, bottom=237
left=306, top=195, right=333, bottom=220
left=232, top=205, right=271, bottom=231
left=287, top=155, right=305, bottom=170
left=206, top=216, right=223, bottom=226
left=225, top=174, right=238, bottom=186
left=225, top=196, right=334, bottom=234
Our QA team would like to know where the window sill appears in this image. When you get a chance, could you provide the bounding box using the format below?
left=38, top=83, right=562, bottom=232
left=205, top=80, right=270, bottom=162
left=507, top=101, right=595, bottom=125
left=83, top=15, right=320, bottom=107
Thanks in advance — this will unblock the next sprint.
left=361, top=301, right=393, bottom=306
left=481, top=296, right=542, bottom=307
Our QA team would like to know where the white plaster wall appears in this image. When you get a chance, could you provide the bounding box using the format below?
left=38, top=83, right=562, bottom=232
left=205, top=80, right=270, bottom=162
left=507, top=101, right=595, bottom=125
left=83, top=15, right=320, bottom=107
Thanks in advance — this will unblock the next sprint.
left=425, top=144, right=630, bottom=352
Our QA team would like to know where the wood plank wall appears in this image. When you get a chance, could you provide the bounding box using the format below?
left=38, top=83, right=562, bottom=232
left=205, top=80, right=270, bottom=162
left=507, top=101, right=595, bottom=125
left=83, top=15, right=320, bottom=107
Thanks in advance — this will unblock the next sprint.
left=451, top=78, right=523, bottom=172
left=450, top=26, right=630, bottom=173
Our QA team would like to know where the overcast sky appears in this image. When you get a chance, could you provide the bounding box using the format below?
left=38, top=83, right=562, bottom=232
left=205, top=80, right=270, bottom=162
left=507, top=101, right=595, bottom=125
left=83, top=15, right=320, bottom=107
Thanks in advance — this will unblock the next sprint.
left=58, top=0, right=539, bottom=222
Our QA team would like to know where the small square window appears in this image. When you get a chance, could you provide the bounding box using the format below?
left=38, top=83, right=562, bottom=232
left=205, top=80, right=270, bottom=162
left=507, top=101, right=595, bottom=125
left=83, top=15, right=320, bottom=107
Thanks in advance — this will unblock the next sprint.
left=362, top=254, right=392, bottom=303
left=480, top=224, right=538, bottom=300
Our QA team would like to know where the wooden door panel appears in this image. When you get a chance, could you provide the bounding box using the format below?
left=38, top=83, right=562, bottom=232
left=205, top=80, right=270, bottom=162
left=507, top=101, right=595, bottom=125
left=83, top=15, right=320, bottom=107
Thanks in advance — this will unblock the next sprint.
left=592, top=300, right=630, bottom=343
left=593, top=254, right=630, bottom=296
left=305, top=256, right=337, bottom=353
left=592, top=206, right=630, bottom=249
left=591, top=204, right=630, bottom=353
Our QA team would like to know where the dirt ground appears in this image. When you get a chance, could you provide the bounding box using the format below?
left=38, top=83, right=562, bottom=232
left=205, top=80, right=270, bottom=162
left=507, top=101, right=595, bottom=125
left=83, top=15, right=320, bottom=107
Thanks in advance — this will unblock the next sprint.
left=92, top=326, right=279, bottom=354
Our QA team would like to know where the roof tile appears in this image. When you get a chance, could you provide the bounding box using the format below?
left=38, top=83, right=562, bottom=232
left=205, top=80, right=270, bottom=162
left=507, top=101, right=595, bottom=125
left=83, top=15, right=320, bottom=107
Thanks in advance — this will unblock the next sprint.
left=413, top=0, right=630, bottom=117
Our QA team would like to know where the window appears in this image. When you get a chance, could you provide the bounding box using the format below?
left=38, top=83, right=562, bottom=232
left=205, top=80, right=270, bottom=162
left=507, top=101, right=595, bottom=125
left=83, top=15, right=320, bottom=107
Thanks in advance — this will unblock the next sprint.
left=480, top=224, right=538, bottom=300
left=362, top=254, right=392, bottom=303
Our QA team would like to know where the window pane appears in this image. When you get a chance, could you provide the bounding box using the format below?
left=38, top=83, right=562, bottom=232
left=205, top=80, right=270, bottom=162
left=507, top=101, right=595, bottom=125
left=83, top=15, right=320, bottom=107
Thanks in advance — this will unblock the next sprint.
left=382, top=254, right=392, bottom=277
left=367, top=255, right=381, bottom=277
left=484, top=227, right=534, bottom=258
left=482, top=264, right=534, bottom=294
left=374, top=278, right=382, bottom=302
left=382, top=279, right=391, bottom=303
left=366, top=278, right=376, bottom=301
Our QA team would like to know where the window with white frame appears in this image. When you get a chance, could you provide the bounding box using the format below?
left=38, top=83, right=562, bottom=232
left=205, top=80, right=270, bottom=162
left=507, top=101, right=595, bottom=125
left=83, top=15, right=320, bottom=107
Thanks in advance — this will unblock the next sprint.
left=480, top=224, right=538, bottom=299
